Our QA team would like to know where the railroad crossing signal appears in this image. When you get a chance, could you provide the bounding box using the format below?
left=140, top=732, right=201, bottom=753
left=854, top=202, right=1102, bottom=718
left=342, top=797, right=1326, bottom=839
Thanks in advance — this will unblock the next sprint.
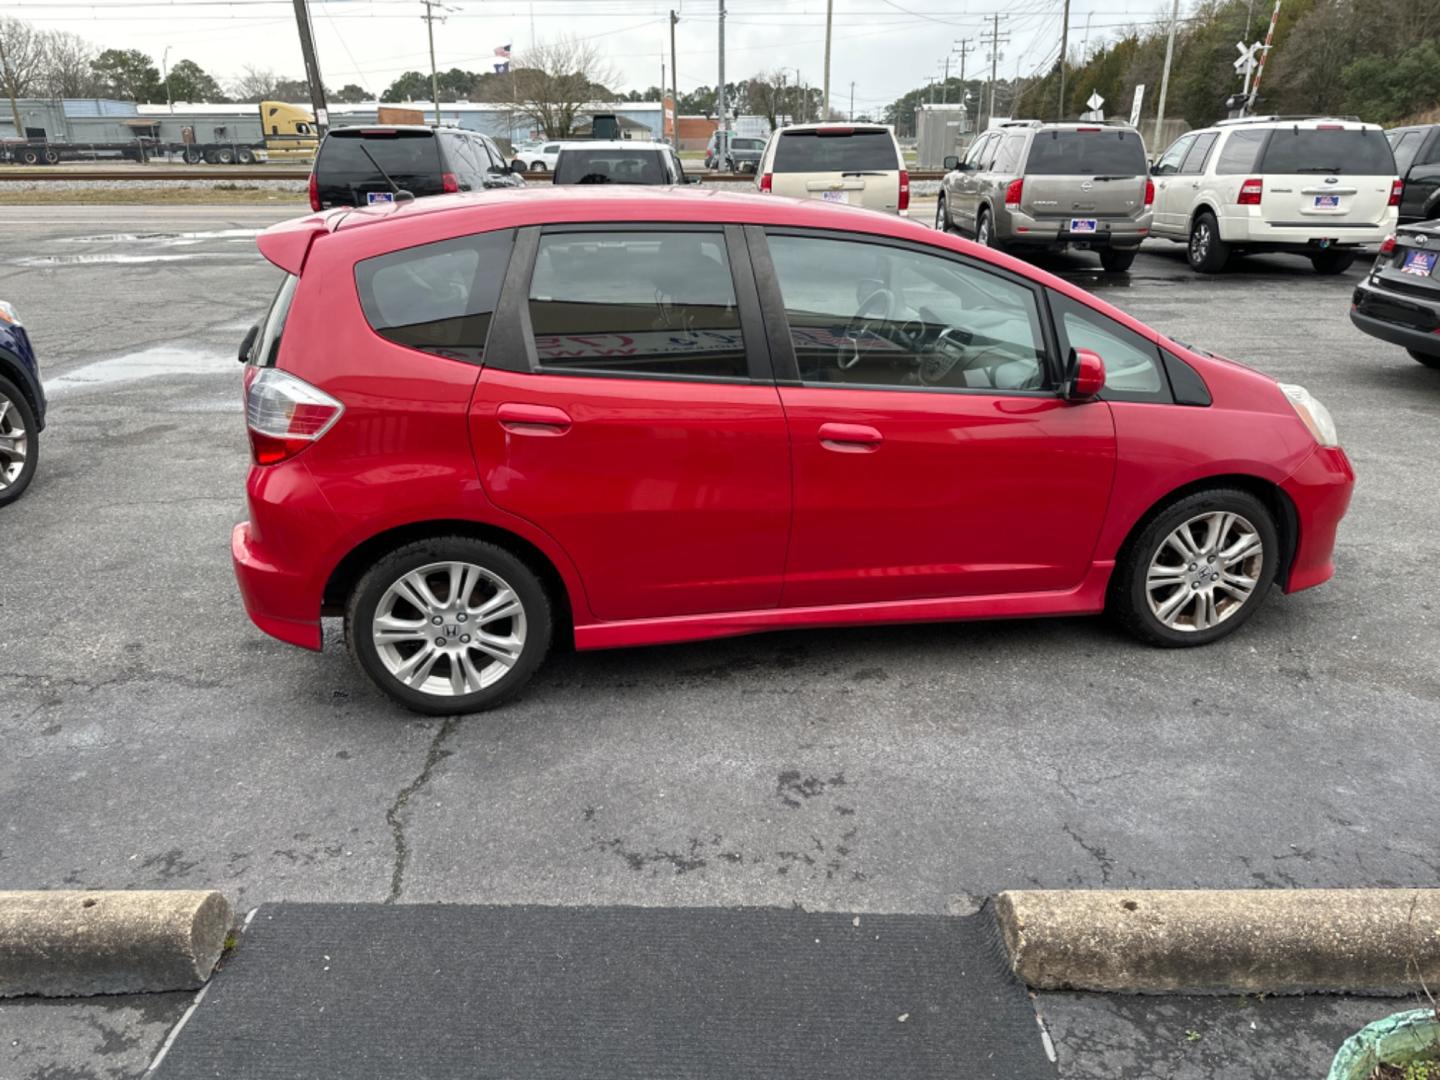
left=1234, top=40, right=1263, bottom=75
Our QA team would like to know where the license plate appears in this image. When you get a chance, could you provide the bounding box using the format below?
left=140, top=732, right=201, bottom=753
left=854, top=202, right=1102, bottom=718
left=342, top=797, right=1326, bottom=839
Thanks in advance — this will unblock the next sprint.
left=1402, top=249, right=1438, bottom=276
left=366, top=191, right=395, bottom=205
left=1313, top=195, right=1340, bottom=208
left=1069, top=218, right=1097, bottom=233
left=820, top=190, right=849, bottom=204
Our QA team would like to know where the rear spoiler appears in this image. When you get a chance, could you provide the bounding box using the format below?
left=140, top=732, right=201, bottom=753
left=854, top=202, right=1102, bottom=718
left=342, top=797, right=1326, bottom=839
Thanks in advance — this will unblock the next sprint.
left=256, top=210, right=343, bottom=274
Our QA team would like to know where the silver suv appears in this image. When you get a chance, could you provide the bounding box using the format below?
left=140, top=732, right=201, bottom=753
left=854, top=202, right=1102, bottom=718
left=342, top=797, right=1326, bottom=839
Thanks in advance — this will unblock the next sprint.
left=938, top=120, right=1153, bottom=272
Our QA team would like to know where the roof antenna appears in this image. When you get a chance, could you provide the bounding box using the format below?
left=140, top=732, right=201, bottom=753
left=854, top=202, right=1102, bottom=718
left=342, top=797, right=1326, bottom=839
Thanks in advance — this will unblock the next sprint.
left=359, top=144, right=414, bottom=202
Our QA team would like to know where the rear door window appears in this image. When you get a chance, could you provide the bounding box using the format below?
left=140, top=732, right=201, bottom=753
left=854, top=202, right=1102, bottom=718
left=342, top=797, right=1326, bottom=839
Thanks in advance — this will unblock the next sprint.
left=1259, top=128, right=1396, bottom=175
left=316, top=130, right=442, bottom=202
left=354, top=231, right=515, bottom=363
left=1180, top=131, right=1218, bottom=174
left=772, top=129, right=898, bottom=172
left=1391, top=131, right=1423, bottom=174
left=1024, top=129, right=1148, bottom=175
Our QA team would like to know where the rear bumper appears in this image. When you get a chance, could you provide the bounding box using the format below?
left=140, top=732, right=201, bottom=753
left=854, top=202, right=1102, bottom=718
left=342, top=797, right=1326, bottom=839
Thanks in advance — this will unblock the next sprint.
left=1279, top=445, right=1355, bottom=594
left=1350, top=279, right=1440, bottom=356
left=232, top=521, right=323, bottom=651
left=1219, top=211, right=1395, bottom=247
left=1000, top=208, right=1151, bottom=249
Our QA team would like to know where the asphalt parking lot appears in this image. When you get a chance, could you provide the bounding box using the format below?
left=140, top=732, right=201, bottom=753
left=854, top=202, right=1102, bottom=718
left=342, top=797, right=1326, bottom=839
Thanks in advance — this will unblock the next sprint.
left=1, top=202, right=1437, bottom=1078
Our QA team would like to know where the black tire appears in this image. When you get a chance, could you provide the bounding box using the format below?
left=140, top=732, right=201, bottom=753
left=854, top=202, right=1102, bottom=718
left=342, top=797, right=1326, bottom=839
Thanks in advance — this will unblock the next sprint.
left=1187, top=211, right=1230, bottom=273
left=43, top=148, right=59, bottom=164
left=237, top=147, right=256, bottom=165
left=1310, top=249, right=1356, bottom=275
left=1099, top=248, right=1137, bottom=273
left=936, top=194, right=952, bottom=233
left=19, top=148, right=39, bottom=165
left=1408, top=347, right=1440, bottom=369
left=0, top=375, right=39, bottom=508
left=530, top=161, right=547, bottom=172
left=976, top=207, right=1000, bottom=250
left=346, top=536, right=553, bottom=715
left=184, top=147, right=204, bottom=165
left=1109, top=487, right=1280, bottom=648
left=215, top=146, right=236, bottom=165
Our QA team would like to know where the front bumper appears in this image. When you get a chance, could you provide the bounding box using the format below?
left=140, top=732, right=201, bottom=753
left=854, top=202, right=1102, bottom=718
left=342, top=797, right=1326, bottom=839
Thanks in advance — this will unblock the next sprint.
left=1279, top=445, right=1355, bottom=594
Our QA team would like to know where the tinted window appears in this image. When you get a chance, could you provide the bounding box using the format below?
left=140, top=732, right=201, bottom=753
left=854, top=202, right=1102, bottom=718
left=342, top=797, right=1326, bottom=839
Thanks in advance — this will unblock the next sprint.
left=355, top=231, right=514, bottom=362
left=544, top=143, right=560, bottom=154
left=767, top=234, right=1048, bottom=392
left=1180, top=131, right=1218, bottom=174
left=316, top=130, right=442, bottom=202
left=1024, top=129, right=1147, bottom=175
left=554, top=149, right=667, bottom=184
left=732, top=138, right=765, bottom=151
left=250, top=274, right=298, bottom=368
left=1259, top=128, right=1395, bottom=175
left=1050, top=292, right=1165, bottom=401
left=772, top=129, right=899, bottom=172
left=1391, top=131, right=1423, bottom=173
left=1214, top=129, right=1266, bottom=174
left=529, top=232, right=746, bottom=379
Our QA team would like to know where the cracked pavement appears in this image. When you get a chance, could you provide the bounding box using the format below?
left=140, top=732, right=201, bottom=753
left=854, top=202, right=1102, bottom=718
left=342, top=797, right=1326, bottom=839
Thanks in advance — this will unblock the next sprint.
left=1, top=205, right=1438, bottom=1078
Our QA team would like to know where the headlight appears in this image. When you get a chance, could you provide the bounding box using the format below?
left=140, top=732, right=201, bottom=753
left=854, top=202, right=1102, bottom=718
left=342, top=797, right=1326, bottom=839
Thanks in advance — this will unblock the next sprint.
left=1279, top=383, right=1339, bottom=447
left=0, top=300, right=20, bottom=327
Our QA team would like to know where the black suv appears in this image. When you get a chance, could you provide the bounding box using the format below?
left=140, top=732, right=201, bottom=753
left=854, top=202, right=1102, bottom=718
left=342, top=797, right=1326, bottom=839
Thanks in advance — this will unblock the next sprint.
left=310, top=125, right=523, bottom=210
left=1387, top=124, right=1440, bottom=225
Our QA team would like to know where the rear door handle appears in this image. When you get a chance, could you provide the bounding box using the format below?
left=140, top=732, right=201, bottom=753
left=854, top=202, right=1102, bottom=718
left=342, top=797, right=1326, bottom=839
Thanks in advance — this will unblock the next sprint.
left=817, top=422, right=882, bottom=452
left=497, top=402, right=572, bottom=435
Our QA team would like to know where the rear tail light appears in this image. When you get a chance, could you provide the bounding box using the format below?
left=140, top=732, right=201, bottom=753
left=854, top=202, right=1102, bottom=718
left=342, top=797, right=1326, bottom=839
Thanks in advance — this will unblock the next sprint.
left=1389, top=179, right=1403, bottom=206
left=441, top=172, right=459, bottom=194
left=245, top=368, right=344, bottom=466
left=1144, top=178, right=1155, bottom=207
left=898, top=170, right=910, bottom=211
left=1238, top=178, right=1263, bottom=205
left=1379, top=234, right=1396, bottom=255
left=1004, top=178, right=1023, bottom=211
left=759, top=172, right=772, bottom=193
left=308, top=171, right=320, bottom=211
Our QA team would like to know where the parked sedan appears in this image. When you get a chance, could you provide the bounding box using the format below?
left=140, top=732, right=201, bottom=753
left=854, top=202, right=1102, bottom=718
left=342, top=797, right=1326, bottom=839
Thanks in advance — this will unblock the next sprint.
left=1350, top=220, right=1440, bottom=368
left=0, top=299, right=44, bottom=506
left=510, top=141, right=564, bottom=173
left=235, top=187, right=1354, bottom=714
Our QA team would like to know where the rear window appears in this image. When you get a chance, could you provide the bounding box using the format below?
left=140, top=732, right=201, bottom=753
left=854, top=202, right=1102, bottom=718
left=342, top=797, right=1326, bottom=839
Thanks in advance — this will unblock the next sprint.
left=316, top=130, right=443, bottom=201
left=1024, top=129, right=1147, bottom=176
left=732, top=138, right=764, bottom=151
left=772, top=129, right=898, bottom=172
left=1259, top=128, right=1396, bottom=175
left=354, top=231, right=514, bottom=363
left=554, top=149, right=667, bottom=184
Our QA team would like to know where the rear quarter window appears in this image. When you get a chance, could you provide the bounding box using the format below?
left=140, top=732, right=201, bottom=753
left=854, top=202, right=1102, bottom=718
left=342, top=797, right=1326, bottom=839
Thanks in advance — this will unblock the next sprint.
left=1259, top=128, right=1396, bottom=175
left=1024, top=130, right=1147, bottom=175
left=249, top=274, right=299, bottom=368
left=1214, top=129, right=1267, bottom=174
left=772, top=129, right=899, bottom=172
left=354, top=230, right=515, bottom=363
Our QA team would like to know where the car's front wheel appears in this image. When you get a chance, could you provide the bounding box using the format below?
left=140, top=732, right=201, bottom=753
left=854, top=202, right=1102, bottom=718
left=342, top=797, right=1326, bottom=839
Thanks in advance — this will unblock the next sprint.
left=1408, top=347, right=1440, bottom=369
left=346, top=537, right=552, bottom=714
left=0, top=375, right=37, bottom=507
left=935, top=195, right=951, bottom=232
left=1110, top=488, right=1279, bottom=647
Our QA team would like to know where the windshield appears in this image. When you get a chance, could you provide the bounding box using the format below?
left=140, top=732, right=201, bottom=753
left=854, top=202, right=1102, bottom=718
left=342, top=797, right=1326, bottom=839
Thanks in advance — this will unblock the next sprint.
left=316, top=130, right=442, bottom=203
left=1259, top=128, right=1396, bottom=175
left=555, top=149, right=667, bottom=184
left=772, top=129, right=898, bottom=172
left=1024, top=129, right=1147, bottom=175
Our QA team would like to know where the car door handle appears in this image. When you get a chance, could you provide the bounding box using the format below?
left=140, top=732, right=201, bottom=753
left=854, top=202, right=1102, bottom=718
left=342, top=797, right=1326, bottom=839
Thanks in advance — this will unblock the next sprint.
left=497, top=402, right=572, bottom=435
left=818, top=422, right=882, bottom=452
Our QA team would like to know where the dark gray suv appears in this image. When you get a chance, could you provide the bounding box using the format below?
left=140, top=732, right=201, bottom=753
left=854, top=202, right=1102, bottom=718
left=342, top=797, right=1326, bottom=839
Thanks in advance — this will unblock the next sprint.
left=938, top=120, right=1153, bottom=272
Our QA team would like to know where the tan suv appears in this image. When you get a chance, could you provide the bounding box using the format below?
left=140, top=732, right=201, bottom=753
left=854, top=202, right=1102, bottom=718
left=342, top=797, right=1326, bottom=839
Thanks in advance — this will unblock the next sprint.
left=756, top=123, right=909, bottom=215
left=938, top=120, right=1153, bottom=272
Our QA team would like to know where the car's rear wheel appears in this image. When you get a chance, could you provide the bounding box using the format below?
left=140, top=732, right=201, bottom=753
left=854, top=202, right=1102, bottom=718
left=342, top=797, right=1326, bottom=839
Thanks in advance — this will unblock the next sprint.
left=0, top=376, right=38, bottom=507
left=1110, top=488, right=1279, bottom=647
left=346, top=537, right=552, bottom=714
left=1099, top=248, right=1137, bottom=273
left=1408, top=347, right=1440, bottom=369
left=976, top=208, right=999, bottom=249
left=1310, top=249, right=1356, bottom=275
left=1187, top=212, right=1230, bottom=273
left=530, top=161, right=547, bottom=172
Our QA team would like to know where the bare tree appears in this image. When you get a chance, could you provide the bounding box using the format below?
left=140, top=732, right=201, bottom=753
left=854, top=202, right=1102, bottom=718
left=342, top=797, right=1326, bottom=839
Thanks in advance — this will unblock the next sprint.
left=745, top=70, right=787, bottom=131
left=230, top=64, right=280, bottom=103
left=492, top=38, right=619, bottom=138
left=0, top=16, right=46, bottom=98
left=39, top=30, right=99, bottom=98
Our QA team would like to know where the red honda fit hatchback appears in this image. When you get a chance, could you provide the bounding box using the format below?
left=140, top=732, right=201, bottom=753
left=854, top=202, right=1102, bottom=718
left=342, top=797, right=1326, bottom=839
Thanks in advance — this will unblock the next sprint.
left=234, top=187, right=1353, bottom=714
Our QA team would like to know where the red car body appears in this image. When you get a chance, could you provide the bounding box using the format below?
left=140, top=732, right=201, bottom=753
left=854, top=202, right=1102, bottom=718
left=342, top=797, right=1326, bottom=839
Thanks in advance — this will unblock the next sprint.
left=233, top=188, right=1353, bottom=659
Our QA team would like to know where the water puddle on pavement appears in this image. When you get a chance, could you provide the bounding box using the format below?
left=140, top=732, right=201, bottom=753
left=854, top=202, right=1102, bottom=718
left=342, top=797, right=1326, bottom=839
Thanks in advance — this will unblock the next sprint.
left=45, top=346, right=234, bottom=395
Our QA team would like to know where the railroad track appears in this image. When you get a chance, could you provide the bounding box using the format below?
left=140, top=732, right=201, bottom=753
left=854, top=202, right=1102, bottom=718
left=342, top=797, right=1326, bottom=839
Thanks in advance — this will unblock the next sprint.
left=0, top=168, right=947, bottom=183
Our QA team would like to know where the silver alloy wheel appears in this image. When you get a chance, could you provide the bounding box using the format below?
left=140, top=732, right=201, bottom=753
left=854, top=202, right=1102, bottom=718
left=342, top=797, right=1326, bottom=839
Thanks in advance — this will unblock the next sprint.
left=372, top=560, right=527, bottom=697
left=1190, top=220, right=1212, bottom=264
left=936, top=197, right=947, bottom=231
left=0, top=391, right=28, bottom=490
left=1146, top=511, right=1264, bottom=632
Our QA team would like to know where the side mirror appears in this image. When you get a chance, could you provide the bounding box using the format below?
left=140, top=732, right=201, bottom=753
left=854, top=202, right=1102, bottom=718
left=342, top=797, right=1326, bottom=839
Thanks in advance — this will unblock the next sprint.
left=943, top=155, right=959, bottom=170
left=1068, top=348, right=1106, bottom=400
left=238, top=323, right=259, bottom=365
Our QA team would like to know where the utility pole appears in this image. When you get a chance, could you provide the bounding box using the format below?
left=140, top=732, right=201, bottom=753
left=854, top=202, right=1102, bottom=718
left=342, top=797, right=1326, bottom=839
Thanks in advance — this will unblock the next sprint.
left=292, top=0, right=330, bottom=136
left=849, top=80, right=854, bottom=122
left=0, top=32, right=22, bottom=142
left=162, top=46, right=173, bottom=114
left=938, top=56, right=950, bottom=105
left=717, top=0, right=727, bottom=133
left=981, top=13, right=1010, bottom=129
left=954, top=38, right=973, bottom=131
left=669, top=11, right=679, bottom=145
left=822, top=0, right=834, bottom=119
left=421, top=0, right=444, bottom=127
left=1057, top=0, right=1071, bottom=120
left=1152, top=0, right=1181, bottom=148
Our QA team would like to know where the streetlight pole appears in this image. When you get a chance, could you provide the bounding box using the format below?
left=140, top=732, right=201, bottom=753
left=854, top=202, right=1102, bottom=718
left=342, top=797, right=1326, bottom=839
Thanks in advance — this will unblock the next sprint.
left=1152, top=0, right=1181, bottom=148
left=162, top=46, right=173, bottom=113
left=822, top=0, right=833, bottom=120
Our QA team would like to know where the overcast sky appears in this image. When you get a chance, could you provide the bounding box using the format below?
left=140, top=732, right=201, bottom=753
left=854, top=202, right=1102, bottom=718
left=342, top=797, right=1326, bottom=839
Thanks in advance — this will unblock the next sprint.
left=13, top=0, right=1183, bottom=115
